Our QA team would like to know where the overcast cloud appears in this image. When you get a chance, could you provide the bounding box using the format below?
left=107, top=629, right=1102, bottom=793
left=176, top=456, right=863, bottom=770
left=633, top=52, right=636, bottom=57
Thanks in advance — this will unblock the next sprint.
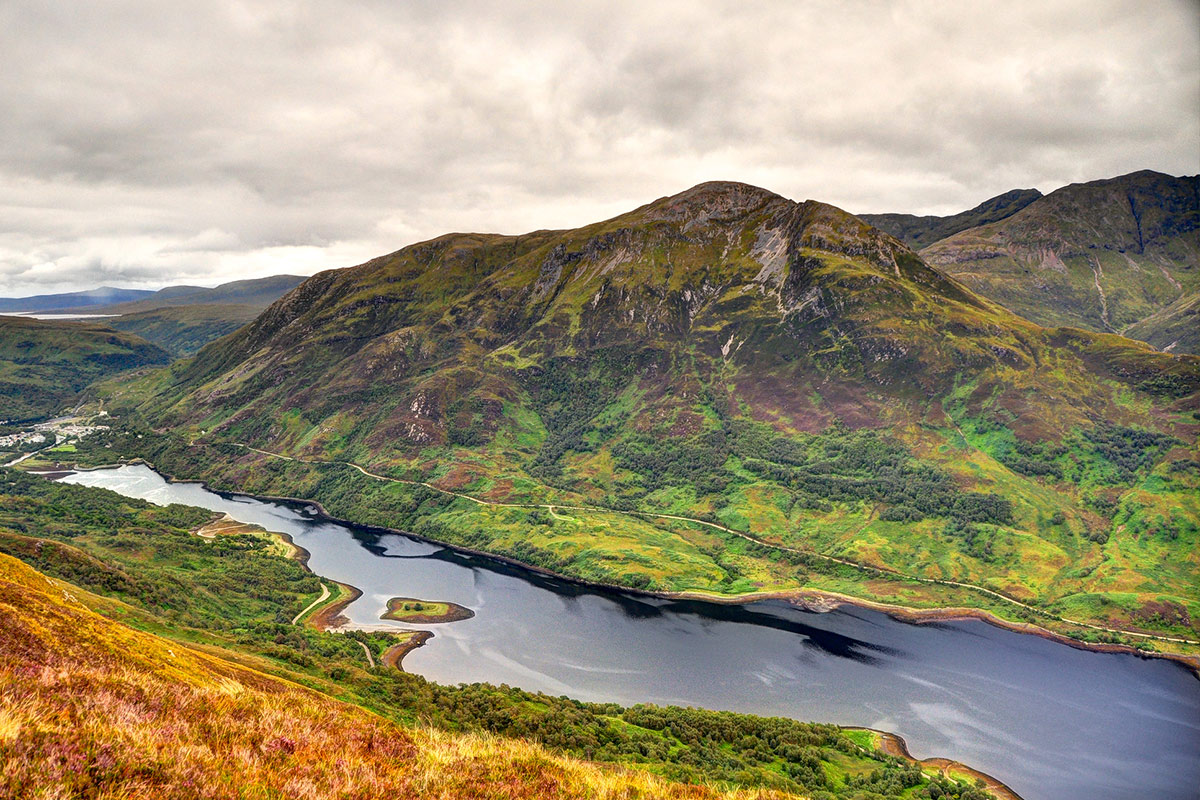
left=1, top=0, right=1197, bottom=294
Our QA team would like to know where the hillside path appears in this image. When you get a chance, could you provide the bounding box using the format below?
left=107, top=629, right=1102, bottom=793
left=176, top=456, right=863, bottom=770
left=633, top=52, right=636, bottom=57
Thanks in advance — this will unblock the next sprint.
left=292, top=582, right=331, bottom=625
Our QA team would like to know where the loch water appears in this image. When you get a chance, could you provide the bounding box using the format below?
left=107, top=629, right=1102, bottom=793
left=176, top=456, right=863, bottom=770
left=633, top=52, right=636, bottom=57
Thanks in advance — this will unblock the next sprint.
left=61, top=464, right=1200, bottom=800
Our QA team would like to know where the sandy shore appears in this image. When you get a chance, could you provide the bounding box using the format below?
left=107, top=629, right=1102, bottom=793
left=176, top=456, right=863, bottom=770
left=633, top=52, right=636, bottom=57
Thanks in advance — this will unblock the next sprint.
left=381, top=631, right=434, bottom=670
left=306, top=582, right=363, bottom=631
left=855, top=727, right=1024, bottom=800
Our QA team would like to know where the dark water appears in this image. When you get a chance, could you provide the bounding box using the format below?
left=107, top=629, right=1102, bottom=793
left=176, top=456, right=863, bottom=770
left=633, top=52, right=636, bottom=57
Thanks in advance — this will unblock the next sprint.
left=61, top=465, right=1200, bottom=800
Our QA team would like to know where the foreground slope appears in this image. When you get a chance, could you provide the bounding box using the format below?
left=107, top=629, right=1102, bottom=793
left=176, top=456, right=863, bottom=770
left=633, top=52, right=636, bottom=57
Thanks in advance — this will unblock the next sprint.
left=921, top=170, right=1199, bottom=347
left=0, top=315, right=168, bottom=422
left=98, top=180, right=1200, bottom=648
left=0, top=552, right=797, bottom=800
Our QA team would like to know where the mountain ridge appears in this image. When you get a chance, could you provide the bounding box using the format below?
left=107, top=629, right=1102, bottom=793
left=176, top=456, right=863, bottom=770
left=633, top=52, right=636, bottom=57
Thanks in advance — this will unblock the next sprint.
left=921, top=170, right=1199, bottom=348
left=860, top=187, right=1043, bottom=249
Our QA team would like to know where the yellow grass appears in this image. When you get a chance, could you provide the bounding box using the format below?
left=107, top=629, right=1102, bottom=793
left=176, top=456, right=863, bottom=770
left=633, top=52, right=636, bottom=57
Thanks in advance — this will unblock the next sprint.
left=0, top=553, right=799, bottom=800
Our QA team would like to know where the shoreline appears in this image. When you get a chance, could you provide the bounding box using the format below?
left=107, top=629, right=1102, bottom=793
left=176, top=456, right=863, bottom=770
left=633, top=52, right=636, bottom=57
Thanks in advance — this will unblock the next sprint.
left=57, top=456, right=1200, bottom=677
left=850, top=727, right=1023, bottom=800
left=380, top=630, right=434, bottom=670
left=665, top=587, right=1200, bottom=676
left=306, top=581, right=363, bottom=631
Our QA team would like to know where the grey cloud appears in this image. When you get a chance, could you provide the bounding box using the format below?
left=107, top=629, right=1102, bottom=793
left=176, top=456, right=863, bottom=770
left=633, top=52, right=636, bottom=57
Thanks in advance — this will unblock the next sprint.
left=0, top=0, right=1196, bottom=294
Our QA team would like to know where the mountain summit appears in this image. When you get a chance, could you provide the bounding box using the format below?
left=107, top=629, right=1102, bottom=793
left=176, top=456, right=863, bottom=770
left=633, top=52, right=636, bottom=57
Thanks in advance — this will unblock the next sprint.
left=151, top=179, right=1193, bottom=447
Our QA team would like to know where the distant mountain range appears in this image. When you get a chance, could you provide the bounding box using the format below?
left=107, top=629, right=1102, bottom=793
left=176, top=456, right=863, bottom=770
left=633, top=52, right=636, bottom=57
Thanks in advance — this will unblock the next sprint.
left=51, top=274, right=307, bottom=316
left=0, top=286, right=154, bottom=313
left=861, top=170, right=1199, bottom=354
left=0, top=275, right=306, bottom=356
left=860, top=187, right=1043, bottom=249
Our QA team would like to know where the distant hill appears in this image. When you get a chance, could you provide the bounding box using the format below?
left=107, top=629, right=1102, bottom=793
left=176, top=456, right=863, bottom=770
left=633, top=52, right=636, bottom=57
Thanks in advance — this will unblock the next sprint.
left=104, top=303, right=266, bottom=357
left=0, top=315, right=169, bottom=421
left=48, top=275, right=307, bottom=356
left=921, top=170, right=1200, bottom=349
left=860, top=188, right=1042, bottom=249
left=1122, top=290, right=1200, bottom=354
left=0, top=286, right=153, bottom=313
left=62, top=274, right=306, bottom=315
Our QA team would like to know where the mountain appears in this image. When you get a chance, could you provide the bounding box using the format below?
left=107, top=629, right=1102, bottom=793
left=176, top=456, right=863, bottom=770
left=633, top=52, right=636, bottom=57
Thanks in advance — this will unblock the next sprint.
left=0, top=285, right=153, bottom=313
left=97, top=180, right=1199, bottom=648
left=0, top=315, right=169, bottom=422
left=57, top=275, right=307, bottom=356
left=921, top=171, right=1200, bottom=347
left=61, top=274, right=306, bottom=315
left=860, top=188, right=1042, bottom=249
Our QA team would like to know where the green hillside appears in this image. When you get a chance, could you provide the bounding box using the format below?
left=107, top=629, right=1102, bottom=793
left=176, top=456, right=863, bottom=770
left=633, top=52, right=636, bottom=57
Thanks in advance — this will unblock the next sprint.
left=1122, top=290, right=1200, bottom=355
left=106, top=302, right=265, bottom=356
left=0, top=315, right=169, bottom=422
left=921, top=170, right=1199, bottom=349
left=88, top=180, right=1200, bottom=652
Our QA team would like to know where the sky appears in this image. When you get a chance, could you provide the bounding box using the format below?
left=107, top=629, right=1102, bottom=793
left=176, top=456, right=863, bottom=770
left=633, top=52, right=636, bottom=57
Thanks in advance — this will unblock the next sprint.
left=1, top=0, right=1197, bottom=295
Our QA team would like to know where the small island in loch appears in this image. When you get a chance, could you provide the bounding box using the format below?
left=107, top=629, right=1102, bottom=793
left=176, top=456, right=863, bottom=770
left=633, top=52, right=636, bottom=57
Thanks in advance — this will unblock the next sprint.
left=383, top=597, right=475, bottom=624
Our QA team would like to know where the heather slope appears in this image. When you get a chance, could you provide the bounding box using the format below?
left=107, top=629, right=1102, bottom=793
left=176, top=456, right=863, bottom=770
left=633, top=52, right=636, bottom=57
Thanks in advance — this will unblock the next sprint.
left=92, top=180, right=1200, bottom=650
left=921, top=170, right=1199, bottom=346
left=0, top=551, right=798, bottom=800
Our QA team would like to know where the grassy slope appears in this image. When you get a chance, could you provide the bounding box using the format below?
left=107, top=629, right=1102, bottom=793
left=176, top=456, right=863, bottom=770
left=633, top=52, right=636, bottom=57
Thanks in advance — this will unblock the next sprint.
left=0, top=552, right=801, bottom=800
left=921, top=170, right=1199, bottom=346
left=0, top=315, right=169, bottom=422
left=0, top=469, right=996, bottom=799
left=106, top=302, right=265, bottom=356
